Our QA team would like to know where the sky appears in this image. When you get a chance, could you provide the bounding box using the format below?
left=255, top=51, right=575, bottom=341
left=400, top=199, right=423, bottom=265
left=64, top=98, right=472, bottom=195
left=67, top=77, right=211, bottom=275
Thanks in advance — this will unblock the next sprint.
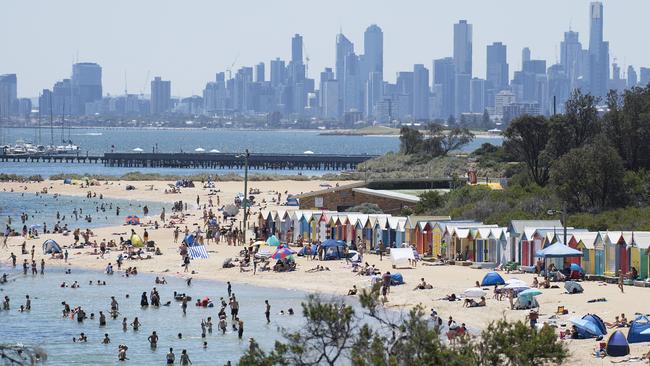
left=2, top=0, right=649, bottom=98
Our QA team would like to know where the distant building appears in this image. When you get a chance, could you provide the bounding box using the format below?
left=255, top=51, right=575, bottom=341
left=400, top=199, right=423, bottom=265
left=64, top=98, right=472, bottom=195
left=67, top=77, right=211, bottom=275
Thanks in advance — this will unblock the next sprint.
left=627, top=66, right=638, bottom=88
left=433, top=58, right=455, bottom=119
left=453, top=20, right=472, bottom=76
left=486, top=42, right=509, bottom=107
left=150, top=76, right=172, bottom=115
left=71, top=62, right=102, bottom=115
left=588, top=1, right=609, bottom=98
left=255, top=62, right=265, bottom=83
left=640, top=67, right=650, bottom=87
left=560, top=31, right=583, bottom=90
left=412, top=64, right=430, bottom=120
left=469, top=78, right=485, bottom=114
left=0, top=74, right=17, bottom=116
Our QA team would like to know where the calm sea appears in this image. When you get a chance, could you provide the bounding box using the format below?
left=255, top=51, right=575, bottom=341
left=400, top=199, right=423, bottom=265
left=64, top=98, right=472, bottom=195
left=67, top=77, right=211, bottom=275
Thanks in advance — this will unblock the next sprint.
left=0, top=191, right=168, bottom=232
left=0, top=127, right=503, bottom=177
left=0, top=267, right=307, bottom=365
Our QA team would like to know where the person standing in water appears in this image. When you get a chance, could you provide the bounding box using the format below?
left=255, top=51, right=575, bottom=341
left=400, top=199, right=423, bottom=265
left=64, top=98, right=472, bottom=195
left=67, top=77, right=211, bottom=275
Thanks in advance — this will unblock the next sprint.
left=148, top=331, right=158, bottom=349
left=180, top=349, right=192, bottom=366
left=264, top=300, right=271, bottom=324
left=166, top=348, right=175, bottom=365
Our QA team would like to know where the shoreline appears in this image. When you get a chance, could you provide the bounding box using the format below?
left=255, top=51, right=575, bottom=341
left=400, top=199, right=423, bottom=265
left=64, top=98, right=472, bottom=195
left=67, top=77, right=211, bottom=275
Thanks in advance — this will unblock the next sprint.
left=1, top=179, right=649, bottom=365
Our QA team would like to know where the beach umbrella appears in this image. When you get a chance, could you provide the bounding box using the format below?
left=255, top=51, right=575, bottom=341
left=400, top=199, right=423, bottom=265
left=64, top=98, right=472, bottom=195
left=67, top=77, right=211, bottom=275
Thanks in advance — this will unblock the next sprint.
left=505, top=278, right=526, bottom=285
left=195, top=147, right=205, bottom=152
left=504, top=282, right=529, bottom=290
left=224, top=204, right=239, bottom=216
left=209, top=149, right=220, bottom=153
left=570, top=263, right=583, bottom=272
left=132, top=147, right=143, bottom=152
left=271, top=247, right=295, bottom=260
left=125, top=215, right=140, bottom=225
left=266, top=235, right=280, bottom=246
left=463, top=288, right=487, bottom=298
left=518, top=288, right=542, bottom=298
left=303, top=150, right=314, bottom=154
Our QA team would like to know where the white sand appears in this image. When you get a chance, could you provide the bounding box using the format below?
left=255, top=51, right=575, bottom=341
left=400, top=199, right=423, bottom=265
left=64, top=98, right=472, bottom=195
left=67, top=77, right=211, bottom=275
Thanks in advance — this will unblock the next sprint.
left=1, top=179, right=648, bottom=365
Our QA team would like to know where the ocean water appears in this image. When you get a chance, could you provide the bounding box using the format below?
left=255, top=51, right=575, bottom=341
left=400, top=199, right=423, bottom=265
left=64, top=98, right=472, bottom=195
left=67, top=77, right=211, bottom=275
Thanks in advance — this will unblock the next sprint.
left=0, top=191, right=169, bottom=232
left=0, top=268, right=307, bottom=365
left=0, top=127, right=503, bottom=177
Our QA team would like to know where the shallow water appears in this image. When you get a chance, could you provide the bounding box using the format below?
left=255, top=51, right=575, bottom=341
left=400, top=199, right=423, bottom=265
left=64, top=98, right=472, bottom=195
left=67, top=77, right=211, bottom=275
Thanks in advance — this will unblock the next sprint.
left=0, top=191, right=169, bottom=231
left=0, top=268, right=307, bottom=365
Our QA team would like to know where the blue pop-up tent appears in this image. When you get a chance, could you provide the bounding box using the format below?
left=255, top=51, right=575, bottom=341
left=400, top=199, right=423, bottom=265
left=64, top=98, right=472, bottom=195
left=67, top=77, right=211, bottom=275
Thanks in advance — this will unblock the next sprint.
left=571, top=314, right=606, bottom=338
left=183, top=234, right=195, bottom=246
left=42, top=239, right=62, bottom=254
left=627, top=315, right=650, bottom=343
left=322, top=239, right=347, bottom=260
left=481, top=271, right=505, bottom=286
left=607, top=330, right=630, bottom=357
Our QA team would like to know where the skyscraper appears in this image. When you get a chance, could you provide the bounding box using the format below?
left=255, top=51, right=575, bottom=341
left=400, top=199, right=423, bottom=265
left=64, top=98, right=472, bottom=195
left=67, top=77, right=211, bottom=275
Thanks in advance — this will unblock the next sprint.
left=270, top=58, right=286, bottom=87
left=522, top=47, right=531, bottom=68
left=433, top=57, right=455, bottom=119
left=291, top=34, right=303, bottom=65
left=453, top=20, right=472, bottom=76
left=627, top=66, right=638, bottom=88
left=0, top=74, right=17, bottom=116
left=396, top=71, right=414, bottom=118
left=363, top=24, right=383, bottom=79
left=412, top=64, right=430, bottom=120
left=588, top=1, right=609, bottom=98
left=336, top=33, right=355, bottom=112
left=71, top=62, right=102, bottom=115
left=255, top=62, right=265, bottom=83
left=470, top=77, right=486, bottom=114
left=640, top=67, right=650, bottom=87
left=560, top=31, right=583, bottom=89
left=150, top=76, right=171, bottom=115
left=486, top=42, right=509, bottom=92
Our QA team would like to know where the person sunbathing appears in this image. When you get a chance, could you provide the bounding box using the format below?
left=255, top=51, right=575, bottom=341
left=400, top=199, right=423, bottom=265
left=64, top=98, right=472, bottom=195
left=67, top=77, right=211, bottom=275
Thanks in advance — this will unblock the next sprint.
left=605, top=316, right=621, bottom=328
left=413, top=278, right=433, bottom=290
left=443, top=293, right=457, bottom=301
left=531, top=277, right=539, bottom=288
left=620, top=313, right=629, bottom=327
left=347, top=285, right=358, bottom=296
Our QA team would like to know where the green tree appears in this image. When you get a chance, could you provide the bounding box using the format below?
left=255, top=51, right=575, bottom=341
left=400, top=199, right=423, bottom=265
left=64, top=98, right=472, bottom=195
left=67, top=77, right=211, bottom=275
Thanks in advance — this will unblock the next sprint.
left=423, top=123, right=475, bottom=157
left=564, top=89, right=600, bottom=146
left=474, top=319, right=569, bottom=366
left=550, top=135, right=625, bottom=211
left=399, top=127, right=424, bottom=155
left=504, top=115, right=551, bottom=186
left=415, top=190, right=446, bottom=214
left=481, top=109, right=492, bottom=130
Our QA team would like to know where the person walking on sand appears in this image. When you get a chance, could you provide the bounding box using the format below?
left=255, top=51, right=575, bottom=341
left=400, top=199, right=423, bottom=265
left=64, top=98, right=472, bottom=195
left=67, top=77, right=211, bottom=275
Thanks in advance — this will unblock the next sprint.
left=618, top=270, right=625, bottom=293
left=378, top=240, right=385, bottom=261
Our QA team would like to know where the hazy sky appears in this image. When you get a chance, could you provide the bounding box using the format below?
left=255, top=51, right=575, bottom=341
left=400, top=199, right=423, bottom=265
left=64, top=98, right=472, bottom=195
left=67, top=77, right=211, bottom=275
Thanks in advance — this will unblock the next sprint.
left=2, top=0, right=649, bottom=97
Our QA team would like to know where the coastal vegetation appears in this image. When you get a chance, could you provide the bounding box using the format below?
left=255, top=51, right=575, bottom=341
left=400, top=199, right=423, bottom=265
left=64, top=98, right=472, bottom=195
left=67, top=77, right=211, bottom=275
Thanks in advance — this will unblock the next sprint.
left=411, top=86, right=650, bottom=231
left=239, top=290, right=568, bottom=366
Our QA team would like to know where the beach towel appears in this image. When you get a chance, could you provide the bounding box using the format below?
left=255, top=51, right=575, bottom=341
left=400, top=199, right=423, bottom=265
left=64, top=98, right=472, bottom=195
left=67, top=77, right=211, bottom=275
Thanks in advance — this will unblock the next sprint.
left=188, top=245, right=209, bottom=259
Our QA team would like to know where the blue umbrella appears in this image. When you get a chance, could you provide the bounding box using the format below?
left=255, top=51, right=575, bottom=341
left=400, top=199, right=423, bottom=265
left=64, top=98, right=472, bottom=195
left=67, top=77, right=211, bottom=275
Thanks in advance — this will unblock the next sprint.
left=570, top=263, right=583, bottom=272
left=266, top=235, right=280, bottom=246
left=518, top=288, right=542, bottom=298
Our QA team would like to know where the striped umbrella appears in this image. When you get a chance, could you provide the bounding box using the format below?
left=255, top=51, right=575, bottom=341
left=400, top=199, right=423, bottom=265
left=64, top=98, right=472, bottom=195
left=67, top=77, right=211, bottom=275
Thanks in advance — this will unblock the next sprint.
left=271, top=247, right=295, bottom=260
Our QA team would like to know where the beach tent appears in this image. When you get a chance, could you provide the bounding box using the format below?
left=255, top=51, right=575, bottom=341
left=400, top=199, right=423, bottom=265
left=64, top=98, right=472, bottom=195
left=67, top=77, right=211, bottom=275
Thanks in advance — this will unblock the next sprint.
left=571, top=316, right=606, bottom=338
left=286, top=195, right=299, bottom=206
left=322, top=239, right=346, bottom=260
left=390, top=247, right=415, bottom=268
left=42, top=239, right=62, bottom=254
left=564, top=281, right=584, bottom=294
left=390, top=273, right=404, bottom=285
left=536, top=241, right=584, bottom=258
left=627, top=315, right=650, bottom=343
left=583, top=314, right=607, bottom=335
left=298, top=244, right=317, bottom=257
left=266, top=235, right=280, bottom=246
left=130, top=233, right=144, bottom=248
left=606, top=330, right=630, bottom=357
left=481, top=271, right=505, bottom=286
left=63, top=178, right=72, bottom=184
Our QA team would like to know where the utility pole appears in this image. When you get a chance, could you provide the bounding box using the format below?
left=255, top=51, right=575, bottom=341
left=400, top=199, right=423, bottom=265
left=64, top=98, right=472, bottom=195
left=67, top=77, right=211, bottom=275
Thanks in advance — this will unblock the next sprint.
left=242, top=149, right=250, bottom=245
left=562, top=201, right=567, bottom=245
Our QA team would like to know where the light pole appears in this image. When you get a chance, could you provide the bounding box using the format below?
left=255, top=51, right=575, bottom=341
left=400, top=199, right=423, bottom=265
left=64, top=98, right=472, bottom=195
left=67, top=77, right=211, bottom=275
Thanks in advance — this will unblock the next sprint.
left=547, top=202, right=568, bottom=244
left=237, top=149, right=250, bottom=245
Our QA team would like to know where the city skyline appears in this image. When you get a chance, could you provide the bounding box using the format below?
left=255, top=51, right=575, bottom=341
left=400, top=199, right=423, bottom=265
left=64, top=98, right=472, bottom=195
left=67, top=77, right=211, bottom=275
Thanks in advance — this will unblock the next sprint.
left=2, top=0, right=650, bottom=97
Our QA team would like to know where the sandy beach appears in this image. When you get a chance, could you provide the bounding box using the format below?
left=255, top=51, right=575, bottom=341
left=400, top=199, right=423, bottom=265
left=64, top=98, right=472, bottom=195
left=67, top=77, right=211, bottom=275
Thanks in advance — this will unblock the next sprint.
left=1, top=179, right=649, bottom=365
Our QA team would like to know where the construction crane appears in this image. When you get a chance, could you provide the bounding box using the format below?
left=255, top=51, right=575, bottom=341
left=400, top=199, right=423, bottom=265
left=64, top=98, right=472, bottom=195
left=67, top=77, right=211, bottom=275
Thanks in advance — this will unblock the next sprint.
left=140, top=70, right=150, bottom=96
left=226, top=54, right=239, bottom=80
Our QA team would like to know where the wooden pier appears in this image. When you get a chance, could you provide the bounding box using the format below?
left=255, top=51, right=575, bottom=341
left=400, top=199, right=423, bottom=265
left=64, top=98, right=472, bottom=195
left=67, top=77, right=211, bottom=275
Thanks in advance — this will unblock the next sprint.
left=0, top=152, right=377, bottom=171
